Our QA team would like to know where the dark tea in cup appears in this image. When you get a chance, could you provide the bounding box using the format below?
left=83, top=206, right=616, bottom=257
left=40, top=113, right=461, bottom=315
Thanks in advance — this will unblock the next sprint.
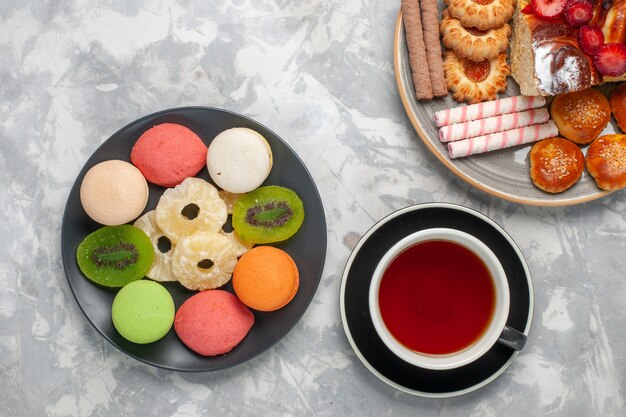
left=369, top=228, right=510, bottom=370
left=378, top=239, right=496, bottom=355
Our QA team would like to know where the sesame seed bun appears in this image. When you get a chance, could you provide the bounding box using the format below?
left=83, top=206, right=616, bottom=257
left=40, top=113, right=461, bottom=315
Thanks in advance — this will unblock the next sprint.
left=550, top=88, right=611, bottom=145
left=586, top=134, right=626, bottom=191
left=529, top=137, right=585, bottom=193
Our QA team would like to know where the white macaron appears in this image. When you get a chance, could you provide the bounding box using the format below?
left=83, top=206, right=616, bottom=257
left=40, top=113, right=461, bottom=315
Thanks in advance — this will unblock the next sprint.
left=207, top=128, right=273, bottom=194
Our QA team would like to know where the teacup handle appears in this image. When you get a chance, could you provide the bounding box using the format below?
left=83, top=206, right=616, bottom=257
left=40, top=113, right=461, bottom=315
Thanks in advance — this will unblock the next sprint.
left=497, top=326, right=527, bottom=351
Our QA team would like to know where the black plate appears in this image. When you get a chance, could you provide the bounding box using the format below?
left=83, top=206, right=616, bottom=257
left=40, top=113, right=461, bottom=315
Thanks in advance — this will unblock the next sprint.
left=340, top=203, right=533, bottom=397
left=61, top=107, right=327, bottom=371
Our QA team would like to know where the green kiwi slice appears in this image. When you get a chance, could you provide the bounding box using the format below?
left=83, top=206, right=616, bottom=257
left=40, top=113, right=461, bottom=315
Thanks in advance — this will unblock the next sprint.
left=76, top=225, right=154, bottom=288
left=232, top=185, right=304, bottom=244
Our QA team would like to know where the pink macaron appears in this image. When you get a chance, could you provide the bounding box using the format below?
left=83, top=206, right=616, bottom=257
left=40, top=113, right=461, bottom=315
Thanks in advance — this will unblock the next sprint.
left=174, top=290, right=254, bottom=356
left=131, top=123, right=207, bottom=187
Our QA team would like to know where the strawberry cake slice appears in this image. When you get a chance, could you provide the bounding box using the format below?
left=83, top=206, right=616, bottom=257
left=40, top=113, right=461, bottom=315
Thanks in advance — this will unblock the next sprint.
left=511, top=0, right=626, bottom=96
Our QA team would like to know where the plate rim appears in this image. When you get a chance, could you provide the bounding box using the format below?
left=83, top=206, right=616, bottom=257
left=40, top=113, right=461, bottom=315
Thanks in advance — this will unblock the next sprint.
left=61, top=106, right=328, bottom=372
left=393, top=10, right=612, bottom=207
left=339, top=202, right=534, bottom=397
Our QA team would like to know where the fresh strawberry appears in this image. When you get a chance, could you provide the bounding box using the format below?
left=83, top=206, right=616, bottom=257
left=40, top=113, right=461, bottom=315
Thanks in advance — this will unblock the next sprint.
left=578, top=25, right=605, bottom=55
left=593, top=43, right=626, bottom=77
left=531, top=0, right=567, bottom=19
left=521, top=2, right=534, bottom=13
left=563, top=0, right=593, bottom=27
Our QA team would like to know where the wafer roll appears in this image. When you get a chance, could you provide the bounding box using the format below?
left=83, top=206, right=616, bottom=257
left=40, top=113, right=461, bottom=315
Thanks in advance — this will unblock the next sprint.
left=434, top=96, right=547, bottom=127
left=448, top=121, right=558, bottom=159
left=439, top=109, right=550, bottom=142
left=402, top=0, right=433, bottom=100
left=419, top=0, right=447, bottom=96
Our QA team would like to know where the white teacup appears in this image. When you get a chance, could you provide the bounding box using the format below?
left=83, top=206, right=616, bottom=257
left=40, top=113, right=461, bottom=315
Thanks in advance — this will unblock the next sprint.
left=369, top=228, right=525, bottom=370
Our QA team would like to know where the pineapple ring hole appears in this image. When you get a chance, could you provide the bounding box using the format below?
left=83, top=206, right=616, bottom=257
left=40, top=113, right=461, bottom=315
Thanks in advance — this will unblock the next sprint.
left=157, top=236, right=172, bottom=253
left=197, top=259, right=214, bottom=269
left=181, top=203, right=200, bottom=220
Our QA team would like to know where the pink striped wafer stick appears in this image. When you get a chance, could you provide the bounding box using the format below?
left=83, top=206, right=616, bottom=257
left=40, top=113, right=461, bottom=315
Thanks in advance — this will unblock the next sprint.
left=434, top=96, right=547, bottom=127
left=447, top=121, right=558, bottom=159
left=439, top=109, right=550, bottom=143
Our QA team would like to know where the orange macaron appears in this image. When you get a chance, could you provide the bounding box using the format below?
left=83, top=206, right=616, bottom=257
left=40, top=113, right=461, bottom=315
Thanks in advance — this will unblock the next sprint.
left=232, top=246, right=299, bottom=311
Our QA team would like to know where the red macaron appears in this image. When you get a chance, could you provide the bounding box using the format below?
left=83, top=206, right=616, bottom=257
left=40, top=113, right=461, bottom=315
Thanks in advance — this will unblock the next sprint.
left=174, top=290, right=254, bottom=356
left=131, top=123, right=207, bottom=187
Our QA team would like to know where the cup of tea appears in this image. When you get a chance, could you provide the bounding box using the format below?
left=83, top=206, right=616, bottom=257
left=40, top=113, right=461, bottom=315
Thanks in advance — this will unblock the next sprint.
left=368, top=228, right=526, bottom=370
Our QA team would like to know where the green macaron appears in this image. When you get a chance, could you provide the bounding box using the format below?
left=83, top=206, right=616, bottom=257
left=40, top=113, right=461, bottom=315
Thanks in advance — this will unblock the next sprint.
left=111, top=280, right=175, bottom=344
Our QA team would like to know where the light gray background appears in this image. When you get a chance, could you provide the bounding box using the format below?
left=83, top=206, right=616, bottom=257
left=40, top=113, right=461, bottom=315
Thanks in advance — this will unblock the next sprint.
left=1, top=1, right=625, bottom=416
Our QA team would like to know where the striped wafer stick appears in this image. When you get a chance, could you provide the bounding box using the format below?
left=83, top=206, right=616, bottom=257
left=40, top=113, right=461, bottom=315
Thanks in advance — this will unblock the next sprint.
left=434, top=96, right=547, bottom=127
left=447, top=121, right=558, bottom=159
left=439, top=109, right=550, bottom=143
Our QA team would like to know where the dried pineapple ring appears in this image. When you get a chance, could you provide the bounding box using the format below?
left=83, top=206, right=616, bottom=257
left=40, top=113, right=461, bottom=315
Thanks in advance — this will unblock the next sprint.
left=155, top=177, right=227, bottom=243
left=171, top=231, right=238, bottom=290
left=219, top=230, right=254, bottom=258
left=133, top=210, right=177, bottom=282
left=218, top=190, right=241, bottom=215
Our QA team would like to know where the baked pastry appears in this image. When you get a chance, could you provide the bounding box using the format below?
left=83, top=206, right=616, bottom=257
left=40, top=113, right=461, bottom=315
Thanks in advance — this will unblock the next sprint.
left=550, top=88, right=611, bottom=145
left=401, top=0, right=447, bottom=99
left=593, top=1, right=626, bottom=83
left=446, top=0, right=515, bottom=31
left=609, top=83, right=626, bottom=132
left=511, top=0, right=626, bottom=96
left=440, top=11, right=512, bottom=62
left=586, top=134, right=626, bottom=190
left=529, top=138, right=585, bottom=193
left=443, top=51, right=510, bottom=104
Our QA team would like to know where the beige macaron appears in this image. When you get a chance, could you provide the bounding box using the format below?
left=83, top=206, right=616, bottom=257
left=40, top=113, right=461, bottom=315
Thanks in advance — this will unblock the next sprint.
left=80, top=160, right=149, bottom=225
left=207, top=128, right=273, bottom=194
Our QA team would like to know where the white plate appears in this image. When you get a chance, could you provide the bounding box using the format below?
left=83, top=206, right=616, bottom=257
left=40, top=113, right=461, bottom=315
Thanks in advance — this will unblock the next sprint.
left=394, top=10, right=619, bottom=206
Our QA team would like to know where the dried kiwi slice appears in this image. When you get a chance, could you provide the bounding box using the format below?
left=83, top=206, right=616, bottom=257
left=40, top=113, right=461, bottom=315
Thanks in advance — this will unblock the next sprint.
left=76, top=225, right=154, bottom=288
left=232, top=186, right=304, bottom=244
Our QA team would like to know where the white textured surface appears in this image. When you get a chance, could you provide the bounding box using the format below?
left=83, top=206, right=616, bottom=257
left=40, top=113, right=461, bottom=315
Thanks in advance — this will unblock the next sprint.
left=1, top=0, right=625, bottom=415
